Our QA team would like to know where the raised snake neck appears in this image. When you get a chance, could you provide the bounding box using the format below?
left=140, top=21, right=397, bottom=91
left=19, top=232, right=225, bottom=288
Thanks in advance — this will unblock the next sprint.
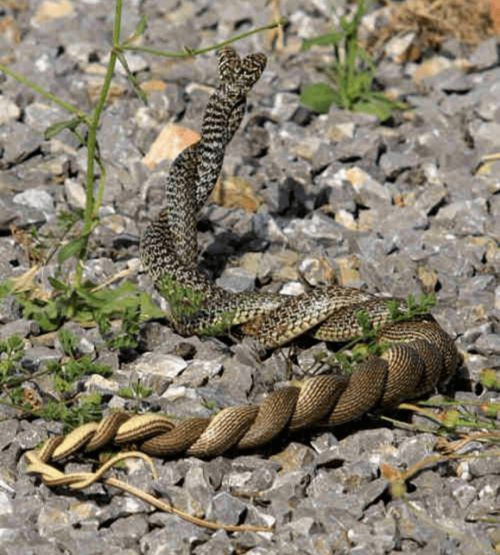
left=31, top=47, right=459, bottom=463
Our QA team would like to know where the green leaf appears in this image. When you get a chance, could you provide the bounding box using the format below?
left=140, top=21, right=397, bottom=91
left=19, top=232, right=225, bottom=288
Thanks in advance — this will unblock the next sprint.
left=58, top=328, right=78, bottom=357
left=134, top=15, right=148, bottom=37
left=302, top=31, right=343, bottom=50
left=352, top=98, right=393, bottom=122
left=139, top=292, right=164, bottom=321
left=300, top=82, right=337, bottom=113
left=0, top=280, right=13, bottom=299
left=48, top=277, right=70, bottom=293
left=44, top=117, right=82, bottom=140
left=58, top=237, right=86, bottom=264
left=116, top=51, right=148, bottom=105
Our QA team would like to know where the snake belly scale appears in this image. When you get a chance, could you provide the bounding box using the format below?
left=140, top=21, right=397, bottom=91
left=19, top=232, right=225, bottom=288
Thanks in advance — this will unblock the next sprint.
left=33, top=47, right=459, bottom=463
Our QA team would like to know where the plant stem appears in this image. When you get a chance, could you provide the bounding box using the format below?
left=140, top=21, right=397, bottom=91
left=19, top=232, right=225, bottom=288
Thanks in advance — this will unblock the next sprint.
left=122, top=18, right=286, bottom=58
left=0, top=63, right=90, bottom=123
left=1, top=367, right=51, bottom=389
left=75, top=0, right=123, bottom=285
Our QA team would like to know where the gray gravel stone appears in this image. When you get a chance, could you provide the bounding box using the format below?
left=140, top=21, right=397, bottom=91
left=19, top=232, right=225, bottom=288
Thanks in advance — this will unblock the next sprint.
left=435, top=199, right=488, bottom=235
left=216, top=267, right=256, bottom=292
left=379, top=151, right=419, bottom=179
left=469, top=38, right=499, bottom=70
left=13, top=189, right=55, bottom=219
left=207, top=491, right=247, bottom=526
left=0, top=96, right=20, bottom=125
left=21, top=346, right=61, bottom=371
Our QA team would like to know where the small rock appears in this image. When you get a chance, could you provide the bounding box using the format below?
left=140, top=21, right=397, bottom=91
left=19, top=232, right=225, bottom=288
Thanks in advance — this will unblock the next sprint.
left=13, top=189, right=55, bottom=219
left=436, top=199, right=488, bottom=235
left=284, top=213, right=345, bottom=249
left=110, top=514, right=149, bottom=542
left=31, top=0, right=75, bottom=26
left=280, top=281, right=305, bottom=296
left=0, top=320, right=38, bottom=340
left=207, top=492, right=247, bottom=526
left=429, top=68, right=473, bottom=93
left=193, top=530, right=233, bottom=555
left=469, top=38, right=499, bottom=70
left=0, top=490, right=13, bottom=516
left=328, top=121, right=356, bottom=142
left=21, top=346, right=61, bottom=371
left=0, top=96, right=20, bottom=125
left=474, top=333, right=500, bottom=356
left=0, top=122, right=42, bottom=166
left=271, top=92, right=301, bottom=122
left=468, top=454, right=500, bottom=477
left=335, top=208, right=357, bottom=230
left=212, top=177, right=262, bottom=213
left=84, top=374, right=119, bottom=394
left=0, top=419, right=19, bottom=451
left=261, top=470, right=310, bottom=502
left=299, top=256, right=336, bottom=287
left=114, top=53, right=148, bottom=75
left=143, top=124, right=200, bottom=170
left=216, top=267, right=256, bottom=293
left=413, top=56, right=452, bottom=83
left=140, top=514, right=208, bottom=553
left=24, top=102, right=66, bottom=134
left=37, top=500, right=72, bottom=537
left=379, top=152, right=419, bottom=180
left=449, top=478, right=477, bottom=509
left=64, top=178, right=86, bottom=209
left=128, top=352, right=188, bottom=391
left=174, top=359, right=222, bottom=387
left=384, top=32, right=417, bottom=63
left=334, top=255, right=362, bottom=288
left=332, top=167, right=391, bottom=207
left=469, top=121, right=500, bottom=153
left=271, top=443, right=316, bottom=472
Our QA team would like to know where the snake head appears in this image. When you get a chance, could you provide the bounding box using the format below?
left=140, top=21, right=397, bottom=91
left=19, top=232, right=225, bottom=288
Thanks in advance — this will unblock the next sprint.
left=217, top=46, right=267, bottom=95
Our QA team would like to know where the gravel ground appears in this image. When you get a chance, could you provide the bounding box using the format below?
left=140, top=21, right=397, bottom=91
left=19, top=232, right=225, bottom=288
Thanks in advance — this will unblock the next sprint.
left=0, top=1, right=499, bottom=554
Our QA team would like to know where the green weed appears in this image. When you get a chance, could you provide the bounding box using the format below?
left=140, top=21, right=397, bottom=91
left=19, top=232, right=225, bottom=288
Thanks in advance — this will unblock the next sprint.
left=119, top=381, right=153, bottom=401
left=311, top=293, right=437, bottom=374
left=300, top=0, right=406, bottom=121
left=37, top=393, right=105, bottom=433
left=0, top=330, right=110, bottom=430
left=0, top=335, right=25, bottom=381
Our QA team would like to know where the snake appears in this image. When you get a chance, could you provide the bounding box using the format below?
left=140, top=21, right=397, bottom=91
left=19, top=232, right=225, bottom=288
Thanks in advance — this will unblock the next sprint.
left=29, top=47, right=459, bottom=466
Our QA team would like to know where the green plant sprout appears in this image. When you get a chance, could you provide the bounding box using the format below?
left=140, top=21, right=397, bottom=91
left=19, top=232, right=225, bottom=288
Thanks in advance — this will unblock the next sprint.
left=0, top=330, right=110, bottom=430
left=119, top=381, right=153, bottom=401
left=308, top=293, right=436, bottom=375
left=300, top=0, right=405, bottom=120
left=159, top=275, right=236, bottom=337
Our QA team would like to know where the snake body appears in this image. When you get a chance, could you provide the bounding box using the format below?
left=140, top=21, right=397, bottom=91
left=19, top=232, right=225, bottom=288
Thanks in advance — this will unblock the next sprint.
left=32, top=48, right=459, bottom=464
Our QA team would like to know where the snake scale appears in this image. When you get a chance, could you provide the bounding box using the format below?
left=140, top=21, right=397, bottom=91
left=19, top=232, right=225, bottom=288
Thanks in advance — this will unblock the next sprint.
left=31, top=47, right=459, bottom=466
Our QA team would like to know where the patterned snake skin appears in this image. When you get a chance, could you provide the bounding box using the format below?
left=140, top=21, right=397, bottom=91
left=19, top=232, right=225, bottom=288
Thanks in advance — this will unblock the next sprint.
left=31, top=48, right=459, bottom=464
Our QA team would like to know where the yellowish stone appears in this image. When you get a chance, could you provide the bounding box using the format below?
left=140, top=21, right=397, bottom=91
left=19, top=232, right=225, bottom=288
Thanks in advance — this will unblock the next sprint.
left=271, top=443, right=315, bottom=472
left=32, top=0, right=74, bottom=25
left=0, top=15, right=21, bottom=46
left=143, top=123, right=200, bottom=171
left=417, top=265, right=438, bottom=293
left=211, top=176, right=263, bottom=213
left=86, top=77, right=125, bottom=105
left=413, top=56, right=452, bottom=84
left=335, top=256, right=361, bottom=287
left=141, top=79, right=167, bottom=93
